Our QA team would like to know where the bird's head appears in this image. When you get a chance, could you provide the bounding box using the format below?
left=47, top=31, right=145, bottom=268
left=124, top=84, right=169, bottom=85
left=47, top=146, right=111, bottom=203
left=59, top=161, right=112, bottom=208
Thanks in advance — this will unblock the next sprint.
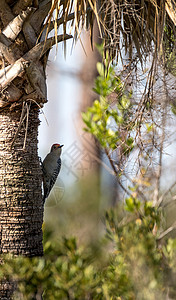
left=50, top=143, right=64, bottom=156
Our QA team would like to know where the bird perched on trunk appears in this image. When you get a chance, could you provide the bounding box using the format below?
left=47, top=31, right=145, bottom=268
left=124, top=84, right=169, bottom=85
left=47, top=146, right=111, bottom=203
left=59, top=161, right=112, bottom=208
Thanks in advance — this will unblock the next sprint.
left=42, top=143, right=64, bottom=204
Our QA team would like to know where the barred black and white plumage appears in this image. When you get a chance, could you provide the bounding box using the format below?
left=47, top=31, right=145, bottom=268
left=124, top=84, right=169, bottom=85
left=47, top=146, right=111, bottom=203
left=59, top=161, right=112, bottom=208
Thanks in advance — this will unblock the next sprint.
left=42, top=144, right=63, bottom=204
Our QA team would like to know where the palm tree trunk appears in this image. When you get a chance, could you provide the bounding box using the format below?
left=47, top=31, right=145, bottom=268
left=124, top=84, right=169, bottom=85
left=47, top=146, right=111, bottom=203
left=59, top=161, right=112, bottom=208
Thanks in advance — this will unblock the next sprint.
left=0, top=107, right=43, bottom=299
left=0, top=107, right=43, bottom=256
left=0, top=1, right=73, bottom=297
left=0, top=1, right=51, bottom=297
left=0, top=280, right=16, bottom=300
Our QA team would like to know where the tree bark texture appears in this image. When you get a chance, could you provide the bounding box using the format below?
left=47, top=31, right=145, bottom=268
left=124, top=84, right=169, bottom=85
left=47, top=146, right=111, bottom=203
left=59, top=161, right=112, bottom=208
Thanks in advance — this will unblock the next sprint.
left=0, top=280, right=16, bottom=300
left=0, top=2, right=53, bottom=297
left=0, top=108, right=43, bottom=256
left=0, top=0, right=72, bottom=297
left=0, top=0, right=51, bottom=260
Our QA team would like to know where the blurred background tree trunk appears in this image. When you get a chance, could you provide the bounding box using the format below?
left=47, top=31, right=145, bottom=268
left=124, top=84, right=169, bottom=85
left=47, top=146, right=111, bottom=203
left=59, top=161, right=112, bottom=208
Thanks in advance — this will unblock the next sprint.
left=78, top=27, right=101, bottom=173
left=78, top=26, right=120, bottom=206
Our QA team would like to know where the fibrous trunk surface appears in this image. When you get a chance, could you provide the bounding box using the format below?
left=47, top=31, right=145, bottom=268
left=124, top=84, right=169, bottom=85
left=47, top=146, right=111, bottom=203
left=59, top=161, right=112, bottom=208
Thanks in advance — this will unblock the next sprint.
left=0, top=108, right=43, bottom=256
left=0, top=1, right=49, bottom=298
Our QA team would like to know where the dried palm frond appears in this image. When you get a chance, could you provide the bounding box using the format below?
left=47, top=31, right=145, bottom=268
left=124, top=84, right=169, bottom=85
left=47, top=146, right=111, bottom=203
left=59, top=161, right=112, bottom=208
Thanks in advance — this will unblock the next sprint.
left=44, top=0, right=176, bottom=64
left=98, top=0, right=176, bottom=63
left=40, top=0, right=97, bottom=51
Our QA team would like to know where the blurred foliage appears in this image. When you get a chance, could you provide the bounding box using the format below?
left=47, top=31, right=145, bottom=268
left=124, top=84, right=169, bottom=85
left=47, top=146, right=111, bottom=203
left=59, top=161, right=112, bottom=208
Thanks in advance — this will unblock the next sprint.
left=43, top=174, right=102, bottom=246
left=1, top=196, right=176, bottom=299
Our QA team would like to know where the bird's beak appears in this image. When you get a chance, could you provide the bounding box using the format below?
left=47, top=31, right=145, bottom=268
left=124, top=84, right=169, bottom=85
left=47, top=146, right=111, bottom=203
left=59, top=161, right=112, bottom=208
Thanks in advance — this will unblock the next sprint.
left=59, top=145, right=64, bottom=148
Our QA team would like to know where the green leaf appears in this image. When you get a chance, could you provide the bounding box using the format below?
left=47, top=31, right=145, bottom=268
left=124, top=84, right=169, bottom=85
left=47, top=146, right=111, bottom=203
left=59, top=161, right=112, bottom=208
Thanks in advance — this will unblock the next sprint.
left=146, top=123, right=153, bottom=132
left=92, top=114, right=100, bottom=122
left=125, top=197, right=135, bottom=212
left=121, top=96, right=130, bottom=109
left=126, top=137, right=134, bottom=147
left=97, top=62, right=104, bottom=77
left=82, top=112, right=91, bottom=127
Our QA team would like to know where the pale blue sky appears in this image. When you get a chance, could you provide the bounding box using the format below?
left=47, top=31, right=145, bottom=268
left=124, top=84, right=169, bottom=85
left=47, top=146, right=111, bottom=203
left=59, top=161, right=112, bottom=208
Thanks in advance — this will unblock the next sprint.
left=39, top=40, right=82, bottom=156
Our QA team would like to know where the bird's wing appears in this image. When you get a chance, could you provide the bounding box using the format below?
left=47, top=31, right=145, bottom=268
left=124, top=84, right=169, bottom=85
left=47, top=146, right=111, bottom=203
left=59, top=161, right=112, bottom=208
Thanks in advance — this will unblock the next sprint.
left=43, top=158, right=61, bottom=201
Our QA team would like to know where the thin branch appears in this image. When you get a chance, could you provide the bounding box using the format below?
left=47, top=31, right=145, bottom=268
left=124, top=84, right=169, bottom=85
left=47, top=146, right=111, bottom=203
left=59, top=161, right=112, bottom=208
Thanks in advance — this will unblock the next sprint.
left=25, top=98, right=49, bottom=126
left=9, top=95, right=49, bottom=149
left=157, top=181, right=176, bottom=208
left=157, top=222, right=176, bottom=241
left=105, top=148, right=132, bottom=197
left=123, top=172, right=148, bottom=202
left=22, top=91, right=47, bottom=105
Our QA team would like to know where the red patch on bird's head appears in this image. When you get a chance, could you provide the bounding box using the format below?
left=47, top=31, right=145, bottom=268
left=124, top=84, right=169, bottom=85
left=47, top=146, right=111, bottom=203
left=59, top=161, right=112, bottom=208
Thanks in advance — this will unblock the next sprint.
left=51, top=144, right=64, bottom=152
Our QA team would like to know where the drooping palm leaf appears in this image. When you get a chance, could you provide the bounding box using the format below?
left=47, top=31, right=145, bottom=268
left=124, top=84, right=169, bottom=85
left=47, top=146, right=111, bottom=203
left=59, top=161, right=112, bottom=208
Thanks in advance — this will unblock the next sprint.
left=44, top=0, right=176, bottom=64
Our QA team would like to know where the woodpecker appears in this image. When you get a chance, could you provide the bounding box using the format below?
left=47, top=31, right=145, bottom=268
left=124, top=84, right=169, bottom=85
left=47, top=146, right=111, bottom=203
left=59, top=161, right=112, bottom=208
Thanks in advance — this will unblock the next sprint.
left=42, top=143, right=64, bottom=204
